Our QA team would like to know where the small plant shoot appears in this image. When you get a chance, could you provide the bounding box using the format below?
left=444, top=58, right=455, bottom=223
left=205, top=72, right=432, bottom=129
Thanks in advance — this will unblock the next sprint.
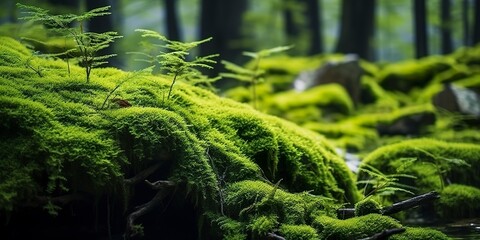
left=132, top=29, right=218, bottom=100
left=17, top=3, right=122, bottom=82
left=221, top=45, right=292, bottom=109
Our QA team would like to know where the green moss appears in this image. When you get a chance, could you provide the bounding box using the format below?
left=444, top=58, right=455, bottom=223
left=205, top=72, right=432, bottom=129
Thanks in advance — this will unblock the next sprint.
left=436, top=184, right=480, bottom=219
left=313, top=214, right=402, bottom=240
left=432, top=129, right=480, bottom=144
left=279, top=224, right=319, bottom=240
left=343, top=104, right=435, bottom=128
left=265, top=83, right=354, bottom=119
left=390, top=227, right=450, bottom=240
left=360, top=75, right=398, bottom=109
left=359, top=138, right=480, bottom=194
left=302, top=122, right=378, bottom=151
left=248, top=215, right=279, bottom=238
left=0, top=37, right=362, bottom=239
left=225, top=180, right=327, bottom=224
left=355, top=197, right=382, bottom=216
left=378, top=56, right=453, bottom=92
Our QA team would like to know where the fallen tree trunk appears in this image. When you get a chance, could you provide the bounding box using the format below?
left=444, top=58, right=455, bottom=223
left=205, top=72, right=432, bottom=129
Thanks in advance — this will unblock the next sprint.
left=337, top=191, right=440, bottom=219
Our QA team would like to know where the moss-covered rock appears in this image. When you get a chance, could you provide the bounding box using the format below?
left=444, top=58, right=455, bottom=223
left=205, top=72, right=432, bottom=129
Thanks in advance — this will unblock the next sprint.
left=377, top=56, right=453, bottom=92
left=313, top=214, right=401, bottom=239
left=265, top=83, right=354, bottom=119
left=279, top=224, right=319, bottom=240
left=358, top=138, right=480, bottom=195
left=436, top=184, right=480, bottom=219
left=313, top=214, right=449, bottom=240
left=355, top=197, right=382, bottom=216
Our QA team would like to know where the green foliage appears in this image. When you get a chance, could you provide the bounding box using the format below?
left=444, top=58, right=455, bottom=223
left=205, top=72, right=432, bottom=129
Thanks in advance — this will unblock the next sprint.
left=436, top=184, right=480, bottom=219
left=248, top=215, right=278, bottom=238
left=132, top=29, right=218, bottom=99
left=17, top=3, right=122, bottom=82
left=221, top=45, right=292, bottom=108
left=357, top=164, right=416, bottom=202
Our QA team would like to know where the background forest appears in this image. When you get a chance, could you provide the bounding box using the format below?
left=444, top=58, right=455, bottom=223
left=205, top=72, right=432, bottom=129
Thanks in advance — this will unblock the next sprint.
left=1, top=0, right=479, bottom=77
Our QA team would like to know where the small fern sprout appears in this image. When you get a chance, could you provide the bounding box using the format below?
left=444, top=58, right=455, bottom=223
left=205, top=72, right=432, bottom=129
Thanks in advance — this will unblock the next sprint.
left=17, top=3, right=122, bottom=83
left=132, top=29, right=218, bottom=100
left=221, top=45, right=292, bottom=109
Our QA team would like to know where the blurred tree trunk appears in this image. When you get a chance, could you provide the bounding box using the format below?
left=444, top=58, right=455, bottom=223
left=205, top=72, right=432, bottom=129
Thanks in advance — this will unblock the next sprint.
left=335, top=0, right=376, bottom=61
left=283, top=0, right=300, bottom=40
left=86, top=0, right=120, bottom=67
left=413, top=0, right=428, bottom=58
left=199, top=0, right=248, bottom=77
left=463, top=0, right=471, bottom=46
left=164, top=0, right=182, bottom=41
left=306, top=0, right=323, bottom=54
left=440, top=0, right=452, bottom=54
left=474, top=0, right=480, bottom=45
left=48, top=0, right=79, bottom=10
left=0, top=0, right=16, bottom=23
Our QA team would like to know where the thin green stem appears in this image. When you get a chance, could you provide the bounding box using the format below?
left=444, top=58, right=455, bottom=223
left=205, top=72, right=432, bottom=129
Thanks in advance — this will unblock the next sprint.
left=168, top=72, right=179, bottom=100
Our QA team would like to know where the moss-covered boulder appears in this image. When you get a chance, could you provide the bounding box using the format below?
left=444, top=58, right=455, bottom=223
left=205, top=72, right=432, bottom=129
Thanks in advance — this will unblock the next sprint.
left=313, top=214, right=449, bottom=240
left=436, top=184, right=480, bottom=219
left=358, top=138, right=480, bottom=199
left=0, top=36, right=363, bottom=238
left=377, top=56, right=453, bottom=92
left=354, top=197, right=382, bottom=216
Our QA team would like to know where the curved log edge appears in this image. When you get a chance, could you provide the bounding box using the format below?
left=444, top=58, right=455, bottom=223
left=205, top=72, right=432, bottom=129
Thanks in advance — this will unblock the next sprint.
left=337, top=191, right=440, bottom=219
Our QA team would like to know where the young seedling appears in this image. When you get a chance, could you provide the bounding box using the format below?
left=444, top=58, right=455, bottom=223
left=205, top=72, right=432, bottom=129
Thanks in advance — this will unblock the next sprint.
left=17, top=3, right=122, bottom=83
left=132, top=29, right=218, bottom=100
left=357, top=164, right=416, bottom=203
left=221, top=45, right=292, bottom=109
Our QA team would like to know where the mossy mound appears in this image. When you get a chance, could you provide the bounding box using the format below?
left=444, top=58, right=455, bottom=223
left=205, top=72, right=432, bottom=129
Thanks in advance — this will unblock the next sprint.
left=358, top=138, right=480, bottom=195
left=354, top=197, right=382, bottom=216
left=377, top=56, right=454, bottom=92
left=313, top=214, right=449, bottom=240
left=436, top=184, right=480, bottom=219
left=0, top=36, right=362, bottom=238
left=265, top=83, right=354, bottom=121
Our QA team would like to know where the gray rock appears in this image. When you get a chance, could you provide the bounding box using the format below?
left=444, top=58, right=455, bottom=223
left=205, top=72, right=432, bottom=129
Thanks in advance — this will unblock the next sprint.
left=293, top=54, right=363, bottom=105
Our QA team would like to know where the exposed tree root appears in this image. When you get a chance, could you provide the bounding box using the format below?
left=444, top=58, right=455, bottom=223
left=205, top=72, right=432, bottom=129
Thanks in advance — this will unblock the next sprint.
left=124, top=180, right=175, bottom=238
left=124, top=163, right=161, bottom=186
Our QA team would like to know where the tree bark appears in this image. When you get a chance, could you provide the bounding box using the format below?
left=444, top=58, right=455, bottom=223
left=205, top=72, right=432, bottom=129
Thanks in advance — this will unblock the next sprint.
left=440, top=0, right=453, bottom=54
left=335, top=0, right=376, bottom=61
left=199, top=0, right=248, bottom=77
left=474, top=0, right=480, bottom=45
left=463, top=0, right=471, bottom=46
left=381, top=191, right=439, bottom=215
left=283, top=0, right=301, bottom=42
left=86, top=0, right=119, bottom=67
left=164, top=0, right=182, bottom=41
left=306, top=0, right=323, bottom=54
left=125, top=180, right=175, bottom=238
left=413, top=0, right=428, bottom=58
